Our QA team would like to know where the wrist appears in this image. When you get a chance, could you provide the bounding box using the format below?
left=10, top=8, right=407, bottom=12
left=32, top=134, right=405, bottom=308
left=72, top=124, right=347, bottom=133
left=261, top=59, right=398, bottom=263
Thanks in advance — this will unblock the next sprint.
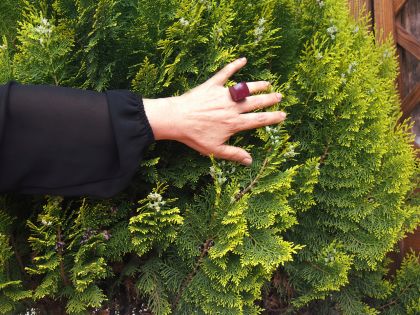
left=143, top=96, right=181, bottom=141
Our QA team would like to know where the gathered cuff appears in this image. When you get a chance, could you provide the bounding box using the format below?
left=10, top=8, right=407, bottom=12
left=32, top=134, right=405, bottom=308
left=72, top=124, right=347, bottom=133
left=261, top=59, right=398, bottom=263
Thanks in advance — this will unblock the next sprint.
left=103, top=89, right=155, bottom=192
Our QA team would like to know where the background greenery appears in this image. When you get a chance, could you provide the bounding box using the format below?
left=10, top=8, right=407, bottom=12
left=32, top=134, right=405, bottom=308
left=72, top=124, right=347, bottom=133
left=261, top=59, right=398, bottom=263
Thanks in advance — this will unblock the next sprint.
left=0, top=0, right=419, bottom=314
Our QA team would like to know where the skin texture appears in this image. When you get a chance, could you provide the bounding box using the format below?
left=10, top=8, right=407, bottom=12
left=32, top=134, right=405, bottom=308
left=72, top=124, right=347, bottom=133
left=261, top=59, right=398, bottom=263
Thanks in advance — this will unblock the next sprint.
left=143, top=57, right=286, bottom=166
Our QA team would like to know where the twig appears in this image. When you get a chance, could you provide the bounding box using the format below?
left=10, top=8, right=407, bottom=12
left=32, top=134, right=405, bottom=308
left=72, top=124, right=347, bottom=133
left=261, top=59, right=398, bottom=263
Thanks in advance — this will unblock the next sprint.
left=319, top=144, right=330, bottom=164
left=377, top=284, right=413, bottom=311
left=57, top=226, right=70, bottom=286
left=235, top=157, right=269, bottom=201
left=172, top=239, right=213, bottom=311
left=9, top=234, right=26, bottom=274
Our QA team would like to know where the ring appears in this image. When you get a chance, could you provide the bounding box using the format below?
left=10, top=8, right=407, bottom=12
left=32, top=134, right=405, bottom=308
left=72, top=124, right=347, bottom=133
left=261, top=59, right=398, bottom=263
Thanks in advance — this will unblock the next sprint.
left=229, top=82, right=250, bottom=102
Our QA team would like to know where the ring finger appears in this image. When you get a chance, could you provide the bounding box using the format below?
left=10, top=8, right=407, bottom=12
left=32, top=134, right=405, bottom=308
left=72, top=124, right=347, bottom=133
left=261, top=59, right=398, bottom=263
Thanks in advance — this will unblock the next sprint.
left=246, top=81, right=271, bottom=94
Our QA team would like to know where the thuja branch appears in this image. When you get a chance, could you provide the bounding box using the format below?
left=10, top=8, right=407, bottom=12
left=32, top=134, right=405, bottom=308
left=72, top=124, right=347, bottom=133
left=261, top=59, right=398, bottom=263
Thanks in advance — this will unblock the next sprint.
left=319, top=144, right=330, bottom=165
left=235, top=156, right=270, bottom=201
left=172, top=238, right=214, bottom=311
left=10, top=234, right=26, bottom=274
left=377, top=284, right=414, bottom=311
left=56, top=226, right=70, bottom=286
left=172, top=152, right=273, bottom=309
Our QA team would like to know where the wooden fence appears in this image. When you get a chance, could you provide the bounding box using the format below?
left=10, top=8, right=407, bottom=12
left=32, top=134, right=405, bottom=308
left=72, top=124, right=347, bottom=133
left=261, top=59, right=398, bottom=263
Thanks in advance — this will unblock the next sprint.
left=348, top=0, right=419, bottom=267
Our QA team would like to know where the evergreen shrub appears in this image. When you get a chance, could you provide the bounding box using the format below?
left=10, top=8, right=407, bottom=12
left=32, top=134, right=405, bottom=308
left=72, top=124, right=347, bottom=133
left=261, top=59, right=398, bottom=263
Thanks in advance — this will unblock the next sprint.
left=0, top=0, right=419, bottom=314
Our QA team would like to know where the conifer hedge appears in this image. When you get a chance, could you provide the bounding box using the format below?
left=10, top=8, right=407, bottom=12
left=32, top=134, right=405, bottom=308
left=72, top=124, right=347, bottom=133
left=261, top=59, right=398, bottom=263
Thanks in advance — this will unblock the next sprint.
left=0, top=0, right=419, bottom=314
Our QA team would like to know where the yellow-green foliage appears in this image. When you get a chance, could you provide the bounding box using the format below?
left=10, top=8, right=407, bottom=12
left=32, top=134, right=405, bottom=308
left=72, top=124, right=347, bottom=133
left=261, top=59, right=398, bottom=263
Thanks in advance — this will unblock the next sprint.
left=0, top=0, right=418, bottom=314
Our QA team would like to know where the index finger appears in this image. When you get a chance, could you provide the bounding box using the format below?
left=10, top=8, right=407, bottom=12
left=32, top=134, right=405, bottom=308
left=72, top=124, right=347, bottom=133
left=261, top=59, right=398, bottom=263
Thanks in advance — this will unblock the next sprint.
left=209, top=57, right=247, bottom=86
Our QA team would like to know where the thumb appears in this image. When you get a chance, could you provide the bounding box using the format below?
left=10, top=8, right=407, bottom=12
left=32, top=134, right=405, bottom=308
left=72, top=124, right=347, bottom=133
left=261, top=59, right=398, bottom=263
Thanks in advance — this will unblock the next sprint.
left=213, top=145, right=253, bottom=166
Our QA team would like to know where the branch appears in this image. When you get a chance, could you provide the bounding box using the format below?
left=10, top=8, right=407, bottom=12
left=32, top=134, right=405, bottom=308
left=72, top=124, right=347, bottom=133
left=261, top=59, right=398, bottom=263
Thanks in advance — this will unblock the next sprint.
left=377, top=284, right=414, bottom=311
left=172, top=151, right=272, bottom=309
left=319, top=144, right=330, bottom=164
left=172, top=238, right=213, bottom=311
left=9, top=234, right=26, bottom=275
left=57, top=226, right=70, bottom=287
left=235, top=157, right=269, bottom=201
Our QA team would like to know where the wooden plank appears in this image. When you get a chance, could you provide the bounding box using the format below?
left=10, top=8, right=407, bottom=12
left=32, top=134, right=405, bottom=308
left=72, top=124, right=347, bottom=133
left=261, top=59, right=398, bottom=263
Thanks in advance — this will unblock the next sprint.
left=348, top=0, right=372, bottom=20
left=393, top=2, right=420, bottom=260
left=398, top=0, right=420, bottom=100
left=393, top=0, right=408, bottom=14
left=396, top=23, right=420, bottom=60
left=373, top=0, right=396, bottom=43
left=401, top=83, right=420, bottom=120
left=397, top=46, right=404, bottom=101
left=399, top=226, right=420, bottom=261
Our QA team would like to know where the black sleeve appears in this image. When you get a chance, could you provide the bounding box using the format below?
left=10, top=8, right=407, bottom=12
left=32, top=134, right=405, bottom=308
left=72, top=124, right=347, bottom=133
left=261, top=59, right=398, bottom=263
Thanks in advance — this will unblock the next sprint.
left=0, top=81, right=155, bottom=199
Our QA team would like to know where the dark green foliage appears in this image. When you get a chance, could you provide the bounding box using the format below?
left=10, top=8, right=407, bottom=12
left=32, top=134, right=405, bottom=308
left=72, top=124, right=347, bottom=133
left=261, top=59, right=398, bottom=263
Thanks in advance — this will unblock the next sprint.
left=0, top=0, right=418, bottom=314
left=378, top=252, right=420, bottom=315
left=0, top=0, right=23, bottom=42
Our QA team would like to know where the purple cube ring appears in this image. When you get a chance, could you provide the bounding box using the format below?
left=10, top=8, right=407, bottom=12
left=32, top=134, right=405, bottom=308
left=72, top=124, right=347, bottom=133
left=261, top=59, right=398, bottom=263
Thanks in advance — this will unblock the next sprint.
left=229, top=82, right=250, bottom=102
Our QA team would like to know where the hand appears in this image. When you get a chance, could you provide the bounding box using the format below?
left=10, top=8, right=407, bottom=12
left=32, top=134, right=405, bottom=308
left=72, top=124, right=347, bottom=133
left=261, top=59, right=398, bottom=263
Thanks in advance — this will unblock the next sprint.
left=143, top=57, right=286, bottom=166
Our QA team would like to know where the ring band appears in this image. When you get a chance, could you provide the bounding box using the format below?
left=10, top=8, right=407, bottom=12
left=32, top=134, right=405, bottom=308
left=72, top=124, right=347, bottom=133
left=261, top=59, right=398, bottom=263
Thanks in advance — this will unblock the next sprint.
left=229, top=82, right=250, bottom=102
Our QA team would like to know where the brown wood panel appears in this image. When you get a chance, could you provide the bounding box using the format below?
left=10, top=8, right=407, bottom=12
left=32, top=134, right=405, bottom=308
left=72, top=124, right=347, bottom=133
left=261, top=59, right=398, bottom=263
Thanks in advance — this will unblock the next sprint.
left=396, top=23, right=420, bottom=60
left=400, top=0, right=420, bottom=36
left=398, top=0, right=420, bottom=100
left=401, top=83, right=420, bottom=120
left=349, top=0, right=373, bottom=21
left=374, top=0, right=396, bottom=43
left=393, top=0, right=408, bottom=14
left=399, top=226, right=420, bottom=260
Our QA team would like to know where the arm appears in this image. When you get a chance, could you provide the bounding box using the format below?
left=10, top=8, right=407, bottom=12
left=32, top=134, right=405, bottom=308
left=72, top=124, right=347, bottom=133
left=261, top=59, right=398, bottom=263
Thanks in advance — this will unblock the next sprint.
left=0, top=81, right=154, bottom=198
left=0, top=58, right=285, bottom=199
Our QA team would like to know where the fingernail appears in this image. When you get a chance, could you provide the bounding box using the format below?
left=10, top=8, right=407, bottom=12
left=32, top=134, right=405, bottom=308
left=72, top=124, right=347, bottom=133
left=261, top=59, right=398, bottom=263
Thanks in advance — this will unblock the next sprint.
left=241, top=157, right=252, bottom=166
left=276, top=93, right=282, bottom=101
left=240, top=57, right=247, bottom=62
left=280, top=112, right=287, bottom=119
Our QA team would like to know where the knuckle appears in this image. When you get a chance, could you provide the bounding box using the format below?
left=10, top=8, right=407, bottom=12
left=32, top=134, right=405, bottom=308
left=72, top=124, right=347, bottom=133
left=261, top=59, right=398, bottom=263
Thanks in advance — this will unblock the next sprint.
left=278, top=112, right=286, bottom=120
left=271, top=94, right=279, bottom=103
left=224, top=118, right=238, bottom=132
left=260, top=81, right=270, bottom=89
left=257, top=113, right=268, bottom=124
left=247, top=99, right=259, bottom=111
left=221, top=147, right=239, bottom=160
left=225, top=64, right=234, bottom=73
left=228, top=150, right=241, bottom=160
left=217, top=146, right=230, bottom=158
left=234, top=151, right=244, bottom=160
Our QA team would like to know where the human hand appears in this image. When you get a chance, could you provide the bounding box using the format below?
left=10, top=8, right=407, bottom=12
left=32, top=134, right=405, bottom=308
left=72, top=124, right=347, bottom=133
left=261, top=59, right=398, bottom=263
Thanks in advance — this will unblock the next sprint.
left=143, top=57, right=286, bottom=166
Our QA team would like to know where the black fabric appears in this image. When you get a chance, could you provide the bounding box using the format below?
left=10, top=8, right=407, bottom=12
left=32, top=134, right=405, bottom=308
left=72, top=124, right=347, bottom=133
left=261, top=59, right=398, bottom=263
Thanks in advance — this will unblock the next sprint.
left=0, top=81, right=154, bottom=198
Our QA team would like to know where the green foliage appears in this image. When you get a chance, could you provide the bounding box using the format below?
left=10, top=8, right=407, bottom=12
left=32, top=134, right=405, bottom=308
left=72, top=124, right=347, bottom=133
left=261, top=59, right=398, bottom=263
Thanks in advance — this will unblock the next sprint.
left=0, top=0, right=418, bottom=314
left=0, top=209, right=31, bottom=314
left=0, top=37, right=13, bottom=84
left=378, top=252, right=420, bottom=315
left=129, top=183, right=184, bottom=256
left=13, top=5, right=74, bottom=85
left=0, top=0, right=22, bottom=41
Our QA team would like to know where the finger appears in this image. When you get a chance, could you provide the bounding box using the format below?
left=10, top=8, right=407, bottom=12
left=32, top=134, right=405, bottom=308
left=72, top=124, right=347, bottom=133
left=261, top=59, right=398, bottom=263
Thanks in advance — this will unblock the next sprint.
left=238, top=112, right=286, bottom=131
left=236, top=92, right=282, bottom=113
left=213, top=145, right=253, bottom=166
left=246, top=81, right=271, bottom=94
left=209, top=57, right=247, bottom=86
